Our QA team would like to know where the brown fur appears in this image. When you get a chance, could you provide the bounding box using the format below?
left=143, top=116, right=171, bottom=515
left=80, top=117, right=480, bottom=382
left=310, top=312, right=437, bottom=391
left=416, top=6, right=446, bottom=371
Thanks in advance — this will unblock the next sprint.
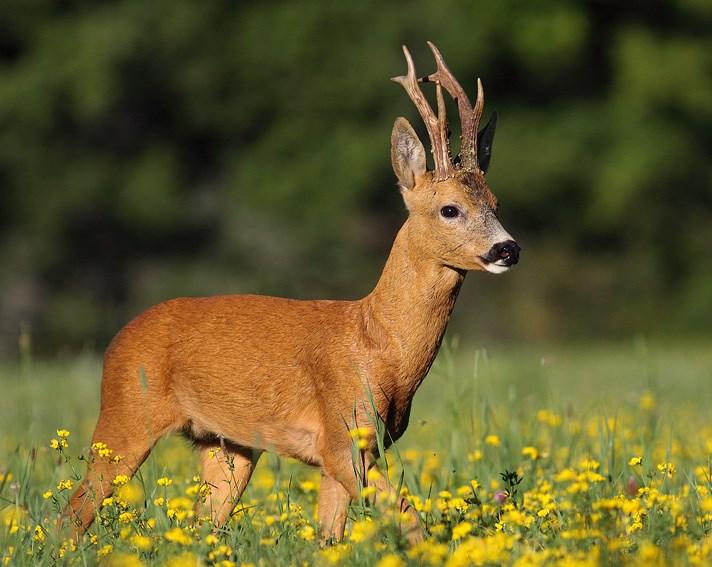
left=64, top=52, right=515, bottom=545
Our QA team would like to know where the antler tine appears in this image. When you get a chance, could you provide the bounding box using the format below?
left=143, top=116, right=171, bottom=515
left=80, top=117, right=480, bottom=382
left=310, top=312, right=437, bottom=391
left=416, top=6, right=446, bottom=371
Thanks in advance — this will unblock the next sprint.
left=474, top=77, right=485, bottom=130
left=423, top=41, right=484, bottom=172
left=392, top=45, right=453, bottom=180
left=425, top=42, right=473, bottom=113
left=469, top=78, right=485, bottom=171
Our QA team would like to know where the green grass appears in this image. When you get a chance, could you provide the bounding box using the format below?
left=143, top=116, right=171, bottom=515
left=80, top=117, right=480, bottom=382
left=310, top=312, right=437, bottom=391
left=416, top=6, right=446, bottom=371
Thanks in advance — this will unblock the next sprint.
left=1, top=338, right=712, bottom=566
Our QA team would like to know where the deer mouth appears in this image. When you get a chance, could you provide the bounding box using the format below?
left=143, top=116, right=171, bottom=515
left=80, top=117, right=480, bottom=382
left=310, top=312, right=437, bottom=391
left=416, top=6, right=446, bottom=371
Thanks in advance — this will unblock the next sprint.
left=481, top=260, right=512, bottom=274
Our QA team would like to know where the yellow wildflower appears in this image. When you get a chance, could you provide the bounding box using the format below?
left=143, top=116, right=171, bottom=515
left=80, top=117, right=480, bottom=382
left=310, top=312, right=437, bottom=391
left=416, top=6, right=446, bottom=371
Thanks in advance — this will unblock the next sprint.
left=320, top=543, right=350, bottom=565
left=536, top=409, right=562, bottom=427
left=467, top=450, right=482, bottom=462
left=447, top=533, right=514, bottom=566
left=485, top=434, right=501, bottom=447
left=640, top=392, right=656, bottom=411
left=361, top=486, right=377, bottom=498
left=117, top=483, right=143, bottom=505
left=97, top=544, right=113, bottom=557
left=164, top=552, right=201, bottom=567
left=118, top=511, right=135, bottom=523
left=553, top=469, right=577, bottom=482
left=522, top=446, right=539, bottom=460
left=501, top=508, right=534, bottom=528
left=299, top=525, right=316, bottom=541
left=578, top=458, right=599, bottom=471
left=407, top=540, right=449, bottom=564
left=164, top=527, right=192, bottom=545
left=350, top=519, right=378, bottom=543
left=112, top=474, right=130, bottom=486
left=103, top=552, right=144, bottom=567
left=657, top=462, right=676, bottom=478
left=402, top=448, right=420, bottom=463
left=367, top=468, right=383, bottom=482
left=92, top=442, right=114, bottom=458
left=168, top=496, right=192, bottom=510
left=299, top=480, right=317, bottom=492
left=452, top=521, right=472, bottom=540
left=637, top=541, right=661, bottom=562
left=58, top=538, right=76, bottom=559
left=376, top=554, right=406, bottom=567
left=33, top=525, right=45, bottom=543
left=349, top=426, right=370, bottom=439
left=129, top=534, right=152, bottom=551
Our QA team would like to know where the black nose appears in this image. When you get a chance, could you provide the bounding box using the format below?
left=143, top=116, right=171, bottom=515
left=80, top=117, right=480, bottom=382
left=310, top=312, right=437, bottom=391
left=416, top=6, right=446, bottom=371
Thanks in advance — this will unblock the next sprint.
left=487, top=240, right=520, bottom=266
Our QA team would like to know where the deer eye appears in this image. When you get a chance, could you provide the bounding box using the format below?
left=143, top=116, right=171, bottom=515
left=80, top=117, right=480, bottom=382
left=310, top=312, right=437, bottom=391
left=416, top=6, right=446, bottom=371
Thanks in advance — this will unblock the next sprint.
left=440, top=205, right=460, bottom=219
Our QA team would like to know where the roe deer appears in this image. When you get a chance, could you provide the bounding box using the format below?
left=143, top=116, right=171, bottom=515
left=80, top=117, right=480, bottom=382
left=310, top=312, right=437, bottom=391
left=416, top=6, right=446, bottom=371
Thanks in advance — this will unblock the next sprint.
left=65, top=41, right=520, bottom=544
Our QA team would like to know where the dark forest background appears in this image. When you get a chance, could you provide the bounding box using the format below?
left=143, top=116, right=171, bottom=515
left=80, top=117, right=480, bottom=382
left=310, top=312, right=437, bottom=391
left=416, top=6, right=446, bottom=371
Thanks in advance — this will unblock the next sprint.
left=0, top=0, right=710, bottom=355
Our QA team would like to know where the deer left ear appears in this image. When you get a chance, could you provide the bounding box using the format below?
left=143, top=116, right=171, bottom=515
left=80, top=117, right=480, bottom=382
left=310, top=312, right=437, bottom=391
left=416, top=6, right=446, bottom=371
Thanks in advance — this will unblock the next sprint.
left=477, top=111, right=497, bottom=174
left=391, top=117, right=426, bottom=191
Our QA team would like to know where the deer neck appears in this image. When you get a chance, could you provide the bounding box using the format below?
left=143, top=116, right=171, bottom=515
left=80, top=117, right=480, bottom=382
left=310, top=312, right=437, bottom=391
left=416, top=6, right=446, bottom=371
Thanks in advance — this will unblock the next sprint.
left=362, top=218, right=465, bottom=395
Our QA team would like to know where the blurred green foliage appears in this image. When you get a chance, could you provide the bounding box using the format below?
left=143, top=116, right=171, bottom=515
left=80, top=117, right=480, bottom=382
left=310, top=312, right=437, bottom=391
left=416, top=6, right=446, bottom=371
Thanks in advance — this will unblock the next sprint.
left=0, top=1, right=710, bottom=353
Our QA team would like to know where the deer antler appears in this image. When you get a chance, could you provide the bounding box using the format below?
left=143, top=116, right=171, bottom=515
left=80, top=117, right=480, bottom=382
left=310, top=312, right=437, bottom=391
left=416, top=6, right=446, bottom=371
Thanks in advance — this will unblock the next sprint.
left=391, top=45, right=454, bottom=181
left=393, top=42, right=487, bottom=176
left=422, top=41, right=484, bottom=173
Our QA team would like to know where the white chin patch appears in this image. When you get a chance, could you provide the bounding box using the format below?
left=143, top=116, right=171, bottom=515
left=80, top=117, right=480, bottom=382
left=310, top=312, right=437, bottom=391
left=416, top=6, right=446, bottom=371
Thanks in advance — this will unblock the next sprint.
left=484, top=262, right=510, bottom=274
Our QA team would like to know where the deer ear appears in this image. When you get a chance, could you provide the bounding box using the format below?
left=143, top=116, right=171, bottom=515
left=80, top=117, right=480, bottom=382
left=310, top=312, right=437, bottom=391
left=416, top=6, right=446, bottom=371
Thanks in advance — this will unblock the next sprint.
left=477, top=110, right=497, bottom=174
left=391, top=117, right=426, bottom=191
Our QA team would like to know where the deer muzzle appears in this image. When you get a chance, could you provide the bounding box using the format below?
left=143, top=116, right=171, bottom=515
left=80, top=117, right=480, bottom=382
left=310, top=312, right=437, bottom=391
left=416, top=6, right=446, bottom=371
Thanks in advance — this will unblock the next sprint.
left=480, top=239, right=521, bottom=273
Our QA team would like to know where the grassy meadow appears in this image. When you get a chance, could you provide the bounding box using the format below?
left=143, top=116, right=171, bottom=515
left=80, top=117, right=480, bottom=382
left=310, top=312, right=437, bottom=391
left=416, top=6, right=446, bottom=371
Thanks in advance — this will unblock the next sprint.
left=1, top=339, right=712, bottom=566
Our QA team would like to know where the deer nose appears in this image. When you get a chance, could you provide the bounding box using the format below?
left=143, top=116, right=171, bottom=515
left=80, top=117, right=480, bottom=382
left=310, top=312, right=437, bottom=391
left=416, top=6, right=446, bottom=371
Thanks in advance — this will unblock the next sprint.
left=487, top=240, right=520, bottom=266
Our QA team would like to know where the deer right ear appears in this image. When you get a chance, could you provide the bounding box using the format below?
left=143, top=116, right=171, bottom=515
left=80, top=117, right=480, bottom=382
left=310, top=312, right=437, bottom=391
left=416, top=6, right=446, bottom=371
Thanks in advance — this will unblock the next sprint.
left=476, top=111, right=497, bottom=174
left=391, top=117, right=426, bottom=191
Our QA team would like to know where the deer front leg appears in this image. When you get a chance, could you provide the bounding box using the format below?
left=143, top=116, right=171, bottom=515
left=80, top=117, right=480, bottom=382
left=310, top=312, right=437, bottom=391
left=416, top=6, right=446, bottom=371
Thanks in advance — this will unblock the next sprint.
left=365, top=459, right=424, bottom=545
left=321, top=447, right=424, bottom=545
left=317, top=471, right=352, bottom=544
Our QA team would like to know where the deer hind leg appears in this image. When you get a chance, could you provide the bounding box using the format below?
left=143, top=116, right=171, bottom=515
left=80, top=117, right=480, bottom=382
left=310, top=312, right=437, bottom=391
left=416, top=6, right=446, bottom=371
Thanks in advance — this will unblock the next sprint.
left=64, top=405, right=178, bottom=539
left=197, top=440, right=260, bottom=527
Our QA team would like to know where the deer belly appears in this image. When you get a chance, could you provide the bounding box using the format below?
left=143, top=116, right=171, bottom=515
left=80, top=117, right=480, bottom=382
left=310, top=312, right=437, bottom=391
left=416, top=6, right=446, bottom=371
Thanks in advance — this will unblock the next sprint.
left=260, top=425, right=323, bottom=466
left=186, top=405, right=323, bottom=466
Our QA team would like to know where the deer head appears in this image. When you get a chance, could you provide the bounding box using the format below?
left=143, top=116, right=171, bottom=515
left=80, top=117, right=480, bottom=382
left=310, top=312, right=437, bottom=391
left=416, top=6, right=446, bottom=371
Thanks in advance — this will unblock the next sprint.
left=391, top=41, right=520, bottom=274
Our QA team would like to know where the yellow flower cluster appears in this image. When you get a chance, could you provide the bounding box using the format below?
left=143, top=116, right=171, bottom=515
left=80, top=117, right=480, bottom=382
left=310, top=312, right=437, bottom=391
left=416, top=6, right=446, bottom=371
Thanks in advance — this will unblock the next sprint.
left=349, top=426, right=371, bottom=450
left=6, top=393, right=712, bottom=566
left=91, top=441, right=123, bottom=462
left=49, top=429, right=70, bottom=450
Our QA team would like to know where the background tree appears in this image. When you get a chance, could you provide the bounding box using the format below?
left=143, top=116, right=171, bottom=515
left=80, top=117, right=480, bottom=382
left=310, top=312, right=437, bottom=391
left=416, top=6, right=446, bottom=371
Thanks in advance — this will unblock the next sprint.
left=0, top=0, right=710, bottom=353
